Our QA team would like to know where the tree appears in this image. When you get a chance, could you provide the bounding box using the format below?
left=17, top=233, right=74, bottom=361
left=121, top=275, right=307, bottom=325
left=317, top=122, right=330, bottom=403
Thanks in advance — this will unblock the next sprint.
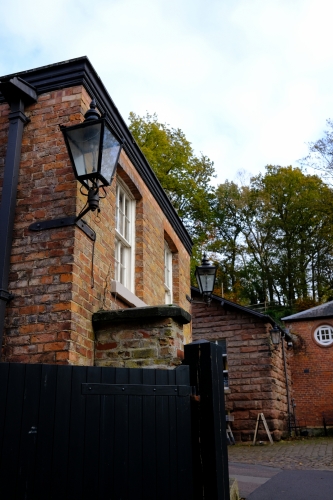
left=300, top=119, right=333, bottom=180
left=209, top=181, right=249, bottom=303
left=128, top=112, right=216, bottom=244
left=212, top=166, right=333, bottom=305
left=254, top=166, right=333, bottom=302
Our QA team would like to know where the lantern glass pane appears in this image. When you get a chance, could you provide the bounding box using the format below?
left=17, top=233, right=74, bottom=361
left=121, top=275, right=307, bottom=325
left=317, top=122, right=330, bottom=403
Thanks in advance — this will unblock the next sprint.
left=100, top=125, right=121, bottom=184
left=271, top=330, right=281, bottom=345
left=66, top=123, right=102, bottom=178
left=195, top=269, right=203, bottom=294
left=196, top=264, right=216, bottom=294
left=199, top=272, right=215, bottom=293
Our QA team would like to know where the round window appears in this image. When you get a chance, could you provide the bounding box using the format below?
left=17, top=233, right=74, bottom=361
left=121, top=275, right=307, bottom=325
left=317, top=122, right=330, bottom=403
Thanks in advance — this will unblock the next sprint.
left=314, top=325, right=333, bottom=346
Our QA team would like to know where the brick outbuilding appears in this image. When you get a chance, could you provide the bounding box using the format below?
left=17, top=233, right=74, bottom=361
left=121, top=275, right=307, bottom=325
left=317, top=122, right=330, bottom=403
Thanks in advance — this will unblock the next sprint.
left=0, top=57, right=192, bottom=367
left=283, top=302, right=333, bottom=435
left=191, top=287, right=292, bottom=441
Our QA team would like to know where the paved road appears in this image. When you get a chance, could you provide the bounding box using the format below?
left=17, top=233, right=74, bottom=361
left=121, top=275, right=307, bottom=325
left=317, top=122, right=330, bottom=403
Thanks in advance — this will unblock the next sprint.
left=246, top=469, right=333, bottom=500
left=229, top=462, right=281, bottom=499
left=228, top=437, right=333, bottom=499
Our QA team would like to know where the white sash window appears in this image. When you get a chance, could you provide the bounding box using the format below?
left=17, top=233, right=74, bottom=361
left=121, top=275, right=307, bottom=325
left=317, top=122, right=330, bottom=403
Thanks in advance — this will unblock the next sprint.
left=115, top=182, right=135, bottom=292
left=164, top=241, right=173, bottom=304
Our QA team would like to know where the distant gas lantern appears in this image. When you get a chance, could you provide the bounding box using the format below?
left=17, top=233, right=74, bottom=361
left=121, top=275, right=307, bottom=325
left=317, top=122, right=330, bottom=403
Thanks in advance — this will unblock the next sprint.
left=195, top=253, right=217, bottom=304
left=270, top=325, right=281, bottom=347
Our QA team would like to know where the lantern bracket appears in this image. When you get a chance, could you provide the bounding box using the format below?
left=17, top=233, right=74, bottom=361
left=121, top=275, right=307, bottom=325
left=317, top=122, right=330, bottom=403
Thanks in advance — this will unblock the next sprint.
left=0, top=289, right=15, bottom=302
left=29, top=216, right=96, bottom=241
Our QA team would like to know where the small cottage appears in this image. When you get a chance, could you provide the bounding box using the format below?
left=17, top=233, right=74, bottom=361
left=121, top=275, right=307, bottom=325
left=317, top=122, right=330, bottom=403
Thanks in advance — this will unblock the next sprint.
left=283, top=302, right=333, bottom=435
left=191, top=287, right=292, bottom=441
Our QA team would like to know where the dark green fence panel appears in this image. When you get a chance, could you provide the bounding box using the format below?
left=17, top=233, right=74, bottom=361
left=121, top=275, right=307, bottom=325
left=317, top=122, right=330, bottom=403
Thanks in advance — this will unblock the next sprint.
left=0, top=363, right=193, bottom=500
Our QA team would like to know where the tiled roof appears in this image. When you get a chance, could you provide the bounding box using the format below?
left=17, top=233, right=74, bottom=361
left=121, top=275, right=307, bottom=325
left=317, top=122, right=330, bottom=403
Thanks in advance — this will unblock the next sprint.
left=191, top=286, right=274, bottom=322
left=282, top=301, right=333, bottom=321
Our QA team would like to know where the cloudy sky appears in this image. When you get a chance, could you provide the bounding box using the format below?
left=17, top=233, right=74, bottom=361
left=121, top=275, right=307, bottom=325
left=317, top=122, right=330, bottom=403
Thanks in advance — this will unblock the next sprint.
left=1, top=0, right=332, bottom=184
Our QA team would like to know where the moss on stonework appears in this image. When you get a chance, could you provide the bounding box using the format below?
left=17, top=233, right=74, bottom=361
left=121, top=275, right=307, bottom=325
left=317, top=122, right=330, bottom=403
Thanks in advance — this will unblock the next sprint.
left=131, top=348, right=158, bottom=359
left=124, top=359, right=152, bottom=368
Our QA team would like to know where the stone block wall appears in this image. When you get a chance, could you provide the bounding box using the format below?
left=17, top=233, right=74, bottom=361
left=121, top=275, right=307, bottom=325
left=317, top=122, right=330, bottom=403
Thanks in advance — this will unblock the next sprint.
left=0, top=68, right=191, bottom=365
left=191, top=297, right=290, bottom=441
left=284, top=318, right=333, bottom=431
left=93, top=306, right=191, bottom=369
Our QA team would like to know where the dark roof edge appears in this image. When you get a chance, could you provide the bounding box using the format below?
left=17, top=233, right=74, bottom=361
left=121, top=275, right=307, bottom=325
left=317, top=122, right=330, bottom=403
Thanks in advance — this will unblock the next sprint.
left=191, top=286, right=292, bottom=340
left=282, top=314, right=333, bottom=323
left=0, top=57, right=193, bottom=255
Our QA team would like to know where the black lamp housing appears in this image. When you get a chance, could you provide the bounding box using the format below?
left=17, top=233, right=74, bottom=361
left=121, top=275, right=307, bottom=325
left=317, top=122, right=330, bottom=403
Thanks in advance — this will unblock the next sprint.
left=61, top=100, right=123, bottom=191
left=195, top=253, right=217, bottom=304
left=270, top=325, right=281, bottom=347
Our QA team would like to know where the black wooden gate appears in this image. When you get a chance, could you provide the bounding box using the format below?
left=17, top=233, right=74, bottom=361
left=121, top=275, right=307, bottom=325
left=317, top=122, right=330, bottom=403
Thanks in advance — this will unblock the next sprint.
left=0, top=363, right=192, bottom=500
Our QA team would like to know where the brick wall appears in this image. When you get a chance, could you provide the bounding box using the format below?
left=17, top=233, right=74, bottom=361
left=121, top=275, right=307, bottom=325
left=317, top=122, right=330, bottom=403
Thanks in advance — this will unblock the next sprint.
left=1, top=84, right=191, bottom=365
left=192, top=298, right=290, bottom=441
left=284, top=319, right=333, bottom=431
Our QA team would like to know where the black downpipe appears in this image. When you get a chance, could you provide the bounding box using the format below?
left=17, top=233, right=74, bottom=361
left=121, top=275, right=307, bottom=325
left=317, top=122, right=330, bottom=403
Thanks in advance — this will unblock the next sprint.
left=281, top=336, right=292, bottom=435
left=0, top=78, right=37, bottom=359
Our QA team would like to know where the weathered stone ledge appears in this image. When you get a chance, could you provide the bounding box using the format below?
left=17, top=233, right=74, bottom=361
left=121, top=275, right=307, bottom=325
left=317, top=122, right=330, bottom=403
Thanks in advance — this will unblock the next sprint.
left=93, top=305, right=191, bottom=328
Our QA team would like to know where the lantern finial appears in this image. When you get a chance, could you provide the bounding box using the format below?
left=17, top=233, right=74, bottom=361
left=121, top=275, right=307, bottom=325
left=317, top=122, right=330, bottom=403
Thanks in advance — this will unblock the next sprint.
left=84, top=99, right=100, bottom=121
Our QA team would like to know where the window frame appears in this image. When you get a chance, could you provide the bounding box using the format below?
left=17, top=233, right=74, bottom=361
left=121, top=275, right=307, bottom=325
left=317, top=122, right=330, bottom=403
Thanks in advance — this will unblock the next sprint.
left=164, top=241, right=173, bottom=304
left=313, top=325, right=333, bottom=347
left=115, top=180, right=136, bottom=293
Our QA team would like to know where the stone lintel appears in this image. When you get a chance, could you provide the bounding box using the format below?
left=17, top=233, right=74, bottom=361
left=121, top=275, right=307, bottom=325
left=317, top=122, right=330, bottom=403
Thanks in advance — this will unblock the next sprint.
left=93, top=305, right=191, bottom=329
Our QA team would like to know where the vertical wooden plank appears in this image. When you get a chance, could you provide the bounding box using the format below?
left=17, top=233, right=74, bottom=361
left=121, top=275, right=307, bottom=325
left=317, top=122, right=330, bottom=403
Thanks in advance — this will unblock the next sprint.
left=98, top=366, right=116, bottom=500
left=127, top=368, right=143, bottom=500
left=82, top=366, right=102, bottom=500
left=50, top=365, right=73, bottom=500
left=113, top=367, right=130, bottom=500
left=210, top=342, right=230, bottom=495
left=142, top=368, right=157, bottom=500
left=66, top=366, right=87, bottom=500
left=175, top=365, right=193, bottom=500
left=184, top=340, right=230, bottom=500
left=34, top=364, right=58, bottom=500
left=16, top=364, right=42, bottom=499
left=0, top=363, right=26, bottom=499
left=167, top=369, right=178, bottom=499
left=155, top=369, right=170, bottom=500
left=0, top=363, right=9, bottom=464
left=183, top=343, right=203, bottom=499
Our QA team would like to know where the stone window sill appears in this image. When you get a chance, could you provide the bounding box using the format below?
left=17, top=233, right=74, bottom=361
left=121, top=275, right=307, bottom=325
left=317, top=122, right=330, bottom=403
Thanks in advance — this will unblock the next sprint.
left=110, top=280, right=147, bottom=308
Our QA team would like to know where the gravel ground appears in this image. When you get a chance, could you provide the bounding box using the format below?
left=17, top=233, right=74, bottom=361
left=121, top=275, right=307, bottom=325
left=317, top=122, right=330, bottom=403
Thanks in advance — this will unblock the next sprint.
left=228, top=436, right=333, bottom=471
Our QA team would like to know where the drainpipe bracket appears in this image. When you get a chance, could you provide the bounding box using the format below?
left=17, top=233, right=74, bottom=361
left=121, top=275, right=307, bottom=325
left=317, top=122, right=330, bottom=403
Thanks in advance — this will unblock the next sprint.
left=0, top=289, right=14, bottom=302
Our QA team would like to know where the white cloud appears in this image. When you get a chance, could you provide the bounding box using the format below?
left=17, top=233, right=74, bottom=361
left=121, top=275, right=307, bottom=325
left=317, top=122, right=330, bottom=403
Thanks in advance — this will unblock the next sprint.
left=1, top=0, right=333, bottom=184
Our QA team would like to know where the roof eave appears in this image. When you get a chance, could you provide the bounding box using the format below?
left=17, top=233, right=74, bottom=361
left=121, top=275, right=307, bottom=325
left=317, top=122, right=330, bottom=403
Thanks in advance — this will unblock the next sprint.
left=0, top=57, right=193, bottom=255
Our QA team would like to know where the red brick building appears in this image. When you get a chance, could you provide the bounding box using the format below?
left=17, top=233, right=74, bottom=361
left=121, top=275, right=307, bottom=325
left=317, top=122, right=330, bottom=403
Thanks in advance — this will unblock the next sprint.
left=0, top=57, right=192, bottom=367
left=283, top=302, right=333, bottom=434
left=191, top=287, right=292, bottom=441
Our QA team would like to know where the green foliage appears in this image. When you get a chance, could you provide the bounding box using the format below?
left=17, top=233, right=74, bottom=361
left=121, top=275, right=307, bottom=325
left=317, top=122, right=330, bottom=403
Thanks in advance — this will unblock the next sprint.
left=129, top=112, right=218, bottom=287
left=129, top=111, right=333, bottom=308
left=211, top=165, right=333, bottom=305
left=128, top=112, right=216, bottom=244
